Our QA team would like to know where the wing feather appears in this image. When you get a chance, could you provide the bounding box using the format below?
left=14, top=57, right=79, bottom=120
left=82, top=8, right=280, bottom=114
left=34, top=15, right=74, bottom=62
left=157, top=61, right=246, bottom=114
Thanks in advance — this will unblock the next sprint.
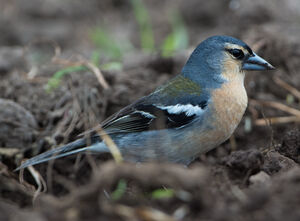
left=95, top=97, right=207, bottom=135
left=80, top=83, right=208, bottom=137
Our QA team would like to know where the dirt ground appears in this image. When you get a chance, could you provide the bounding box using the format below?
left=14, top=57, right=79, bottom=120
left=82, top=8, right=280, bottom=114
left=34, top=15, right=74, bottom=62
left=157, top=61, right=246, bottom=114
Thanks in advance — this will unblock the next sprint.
left=0, top=0, right=300, bottom=220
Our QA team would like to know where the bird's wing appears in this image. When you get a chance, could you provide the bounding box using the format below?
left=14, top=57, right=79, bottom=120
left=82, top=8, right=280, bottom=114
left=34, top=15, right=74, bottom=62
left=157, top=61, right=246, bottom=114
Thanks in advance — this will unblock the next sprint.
left=80, top=75, right=209, bottom=137
left=84, top=100, right=206, bottom=136
left=103, top=99, right=206, bottom=133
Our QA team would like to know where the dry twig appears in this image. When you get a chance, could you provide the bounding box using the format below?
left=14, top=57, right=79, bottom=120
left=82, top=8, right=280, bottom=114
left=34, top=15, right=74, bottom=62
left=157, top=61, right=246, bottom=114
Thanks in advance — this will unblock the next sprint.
left=0, top=148, right=19, bottom=157
left=250, top=99, right=300, bottom=117
left=104, top=204, right=175, bottom=221
left=251, top=39, right=267, bottom=52
left=250, top=99, right=300, bottom=126
left=19, top=164, right=47, bottom=204
left=255, top=116, right=300, bottom=126
left=273, top=76, right=300, bottom=100
left=52, top=56, right=110, bottom=90
left=94, top=127, right=123, bottom=164
left=24, top=39, right=109, bottom=90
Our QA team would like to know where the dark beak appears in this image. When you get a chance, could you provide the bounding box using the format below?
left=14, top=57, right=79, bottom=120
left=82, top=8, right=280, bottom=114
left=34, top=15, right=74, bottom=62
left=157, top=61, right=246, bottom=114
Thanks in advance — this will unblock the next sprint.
left=242, top=53, right=275, bottom=71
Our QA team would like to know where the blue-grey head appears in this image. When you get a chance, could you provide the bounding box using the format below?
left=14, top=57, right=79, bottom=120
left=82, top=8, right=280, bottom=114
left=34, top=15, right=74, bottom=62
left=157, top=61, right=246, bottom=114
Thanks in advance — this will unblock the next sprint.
left=182, top=35, right=274, bottom=88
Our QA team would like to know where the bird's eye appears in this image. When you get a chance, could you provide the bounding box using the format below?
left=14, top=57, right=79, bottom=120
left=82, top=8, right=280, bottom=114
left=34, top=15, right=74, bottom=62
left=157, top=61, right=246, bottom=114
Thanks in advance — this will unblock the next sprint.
left=229, top=49, right=244, bottom=59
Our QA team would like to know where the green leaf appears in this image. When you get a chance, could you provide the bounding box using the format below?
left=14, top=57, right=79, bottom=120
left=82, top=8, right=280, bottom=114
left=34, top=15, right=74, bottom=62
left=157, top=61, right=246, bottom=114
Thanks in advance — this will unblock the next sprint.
left=111, top=179, right=127, bottom=200
left=100, top=62, right=123, bottom=71
left=151, top=188, right=175, bottom=199
left=286, top=94, right=294, bottom=104
left=90, top=28, right=124, bottom=60
left=46, top=65, right=87, bottom=92
left=162, top=34, right=176, bottom=57
left=91, top=51, right=101, bottom=66
left=161, top=10, right=189, bottom=57
left=130, top=0, right=155, bottom=52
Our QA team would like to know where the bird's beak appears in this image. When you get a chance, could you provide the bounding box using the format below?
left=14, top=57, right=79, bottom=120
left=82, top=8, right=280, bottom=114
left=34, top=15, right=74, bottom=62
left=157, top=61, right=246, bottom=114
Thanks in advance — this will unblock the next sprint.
left=242, top=53, right=275, bottom=71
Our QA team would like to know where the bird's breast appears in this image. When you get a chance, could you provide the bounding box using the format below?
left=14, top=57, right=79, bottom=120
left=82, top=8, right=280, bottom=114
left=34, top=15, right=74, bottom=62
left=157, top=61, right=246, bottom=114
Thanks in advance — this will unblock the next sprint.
left=210, top=79, right=248, bottom=140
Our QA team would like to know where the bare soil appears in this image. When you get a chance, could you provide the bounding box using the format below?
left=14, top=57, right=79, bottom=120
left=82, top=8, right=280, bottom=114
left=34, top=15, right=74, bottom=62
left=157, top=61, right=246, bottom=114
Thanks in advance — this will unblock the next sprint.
left=0, top=0, right=299, bottom=220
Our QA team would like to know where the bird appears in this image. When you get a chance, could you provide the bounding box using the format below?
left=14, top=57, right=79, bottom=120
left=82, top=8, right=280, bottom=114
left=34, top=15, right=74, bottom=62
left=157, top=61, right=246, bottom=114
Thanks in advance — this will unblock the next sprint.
left=16, top=35, right=274, bottom=170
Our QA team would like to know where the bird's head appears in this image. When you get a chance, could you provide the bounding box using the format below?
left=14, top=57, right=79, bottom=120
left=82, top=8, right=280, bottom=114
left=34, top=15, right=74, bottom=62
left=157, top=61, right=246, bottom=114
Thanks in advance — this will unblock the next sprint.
left=182, top=35, right=274, bottom=88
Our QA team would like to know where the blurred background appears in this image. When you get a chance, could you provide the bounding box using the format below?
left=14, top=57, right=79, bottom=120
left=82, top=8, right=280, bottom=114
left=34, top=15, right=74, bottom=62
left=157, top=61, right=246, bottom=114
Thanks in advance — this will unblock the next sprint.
left=0, top=0, right=299, bottom=220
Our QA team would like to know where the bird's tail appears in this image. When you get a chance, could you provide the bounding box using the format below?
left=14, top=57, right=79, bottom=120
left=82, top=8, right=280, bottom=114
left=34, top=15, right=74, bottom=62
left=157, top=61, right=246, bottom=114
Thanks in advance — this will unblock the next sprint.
left=15, top=139, right=108, bottom=171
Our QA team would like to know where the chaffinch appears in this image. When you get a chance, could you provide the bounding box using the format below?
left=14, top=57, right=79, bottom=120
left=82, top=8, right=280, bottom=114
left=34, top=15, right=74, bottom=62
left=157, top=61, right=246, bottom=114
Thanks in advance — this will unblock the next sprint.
left=17, top=35, right=274, bottom=170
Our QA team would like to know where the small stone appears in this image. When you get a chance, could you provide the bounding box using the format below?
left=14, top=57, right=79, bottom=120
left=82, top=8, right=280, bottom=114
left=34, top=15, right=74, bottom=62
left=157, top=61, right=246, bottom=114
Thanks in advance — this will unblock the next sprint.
left=249, top=171, right=271, bottom=185
left=0, top=47, right=24, bottom=74
left=226, top=149, right=264, bottom=177
left=276, top=129, right=300, bottom=163
left=0, top=98, right=37, bottom=149
left=263, top=150, right=297, bottom=175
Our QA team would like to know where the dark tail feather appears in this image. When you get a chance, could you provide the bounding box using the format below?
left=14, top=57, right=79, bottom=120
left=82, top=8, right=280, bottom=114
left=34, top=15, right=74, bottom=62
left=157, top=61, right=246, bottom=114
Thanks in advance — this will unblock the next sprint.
left=15, top=139, right=87, bottom=171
